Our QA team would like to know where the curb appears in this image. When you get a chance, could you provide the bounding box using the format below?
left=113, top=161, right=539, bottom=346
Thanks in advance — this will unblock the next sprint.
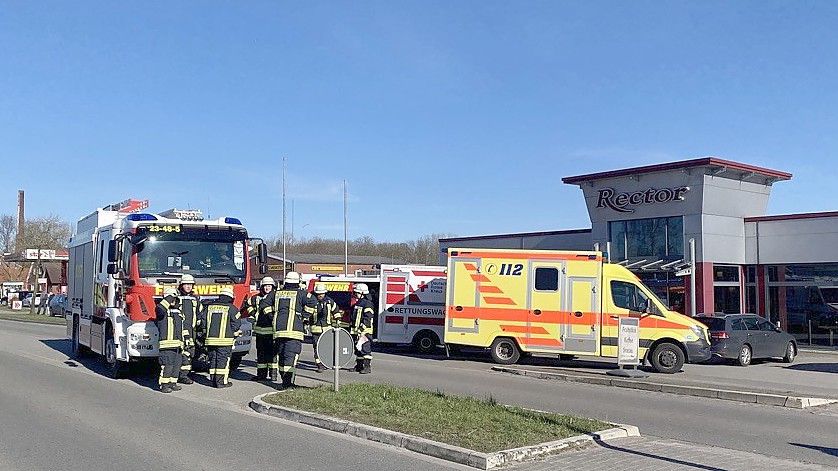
left=798, top=348, right=838, bottom=356
left=492, top=366, right=837, bottom=409
left=249, top=393, right=640, bottom=469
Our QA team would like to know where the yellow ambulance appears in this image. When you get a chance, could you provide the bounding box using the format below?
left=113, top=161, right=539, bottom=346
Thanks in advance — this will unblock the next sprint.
left=444, top=248, right=711, bottom=373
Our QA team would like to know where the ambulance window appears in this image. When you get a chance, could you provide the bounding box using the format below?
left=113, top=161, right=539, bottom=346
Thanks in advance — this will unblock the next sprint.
left=534, top=268, right=559, bottom=291
left=610, top=281, right=650, bottom=312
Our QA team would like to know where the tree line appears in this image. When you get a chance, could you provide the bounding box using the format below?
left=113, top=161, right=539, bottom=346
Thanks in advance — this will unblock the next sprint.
left=0, top=214, right=72, bottom=254
left=266, top=233, right=453, bottom=266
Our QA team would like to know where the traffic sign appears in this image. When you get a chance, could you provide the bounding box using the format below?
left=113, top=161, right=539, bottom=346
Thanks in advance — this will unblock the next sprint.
left=316, top=327, right=354, bottom=369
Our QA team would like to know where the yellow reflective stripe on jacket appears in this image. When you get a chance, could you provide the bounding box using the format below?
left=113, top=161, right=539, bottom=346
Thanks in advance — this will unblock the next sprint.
left=205, top=338, right=235, bottom=346
left=274, top=330, right=304, bottom=340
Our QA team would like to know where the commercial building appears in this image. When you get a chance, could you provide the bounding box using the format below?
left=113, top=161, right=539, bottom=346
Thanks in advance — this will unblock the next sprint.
left=440, top=157, right=838, bottom=344
left=255, top=253, right=406, bottom=280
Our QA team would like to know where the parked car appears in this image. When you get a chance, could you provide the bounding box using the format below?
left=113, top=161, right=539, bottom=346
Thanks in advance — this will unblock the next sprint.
left=48, top=294, right=67, bottom=317
left=694, top=314, right=797, bottom=366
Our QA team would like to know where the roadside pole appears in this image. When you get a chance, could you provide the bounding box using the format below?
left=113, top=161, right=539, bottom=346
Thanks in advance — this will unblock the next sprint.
left=333, top=324, right=340, bottom=392
left=689, top=238, right=697, bottom=317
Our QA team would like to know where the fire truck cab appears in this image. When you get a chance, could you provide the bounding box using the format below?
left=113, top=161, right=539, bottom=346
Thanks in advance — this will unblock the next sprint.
left=66, top=199, right=267, bottom=378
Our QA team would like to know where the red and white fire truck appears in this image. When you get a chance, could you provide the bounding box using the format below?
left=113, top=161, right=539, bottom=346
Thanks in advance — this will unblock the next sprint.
left=308, top=264, right=447, bottom=353
left=66, top=199, right=267, bottom=378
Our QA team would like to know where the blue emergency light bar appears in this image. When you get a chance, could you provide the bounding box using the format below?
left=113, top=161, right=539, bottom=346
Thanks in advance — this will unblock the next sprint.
left=224, top=217, right=242, bottom=225
left=126, top=213, right=158, bottom=221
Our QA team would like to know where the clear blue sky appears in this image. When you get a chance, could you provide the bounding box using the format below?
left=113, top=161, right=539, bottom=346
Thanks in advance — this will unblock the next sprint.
left=1, top=1, right=837, bottom=242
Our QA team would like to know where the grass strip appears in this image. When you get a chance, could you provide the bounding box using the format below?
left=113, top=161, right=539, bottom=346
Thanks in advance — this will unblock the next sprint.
left=0, top=309, right=66, bottom=325
left=262, top=382, right=608, bottom=453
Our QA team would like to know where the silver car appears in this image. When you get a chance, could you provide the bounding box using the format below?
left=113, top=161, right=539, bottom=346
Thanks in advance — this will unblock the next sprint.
left=695, top=314, right=797, bottom=366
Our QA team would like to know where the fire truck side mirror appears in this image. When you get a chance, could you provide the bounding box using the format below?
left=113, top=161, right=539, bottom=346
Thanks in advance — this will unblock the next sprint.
left=107, top=263, right=119, bottom=275
left=107, top=240, right=119, bottom=263
left=256, top=243, right=268, bottom=264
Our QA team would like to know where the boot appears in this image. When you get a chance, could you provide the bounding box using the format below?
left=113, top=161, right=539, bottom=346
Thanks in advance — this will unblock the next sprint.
left=215, top=381, right=233, bottom=389
left=251, top=368, right=268, bottom=381
left=316, top=362, right=325, bottom=373
left=170, top=383, right=183, bottom=391
left=160, top=384, right=174, bottom=394
left=354, top=359, right=363, bottom=372
left=360, top=359, right=371, bottom=374
left=178, top=375, right=194, bottom=385
left=269, top=369, right=278, bottom=382
left=281, top=372, right=294, bottom=388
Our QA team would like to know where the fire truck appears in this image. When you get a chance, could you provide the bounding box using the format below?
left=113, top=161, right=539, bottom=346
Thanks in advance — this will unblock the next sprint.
left=307, top=264, right=447, bottom=353
left=66, top=199, right=267, bottom=378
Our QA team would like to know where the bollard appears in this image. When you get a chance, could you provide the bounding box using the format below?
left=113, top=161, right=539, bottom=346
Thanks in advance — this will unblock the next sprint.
left=808, top=319, right=813, bottom=346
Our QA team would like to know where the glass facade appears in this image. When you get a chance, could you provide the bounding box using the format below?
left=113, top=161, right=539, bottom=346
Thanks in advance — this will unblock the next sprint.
left=765, top=263, right=838, bottom=345
left=608, top=217, right=683, bottom=262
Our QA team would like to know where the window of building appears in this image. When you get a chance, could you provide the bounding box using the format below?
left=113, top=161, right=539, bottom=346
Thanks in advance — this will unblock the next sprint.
left=714, top=286, right=741, bottom=314
left=608, top=216, right=684, bottom=261
left=766, top=263, right=838, bottom=344
left=714, top=266, right=739, bottom=282
left=534, top=267, right=559, bottom=291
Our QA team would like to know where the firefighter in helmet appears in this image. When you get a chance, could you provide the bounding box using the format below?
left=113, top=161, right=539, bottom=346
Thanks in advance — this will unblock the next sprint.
left=351, top=283, right=375, bottom=374
left=270, top=271, right=317, bottom=388
left=177, top=274, right=200, bottom=384
left=155, top=287, right=184, bottom=393
left=248, top=276, right=278, bottom=381
left=197, top=286, right=241, bottom=388
left=311, top=282, right=338, bottom=373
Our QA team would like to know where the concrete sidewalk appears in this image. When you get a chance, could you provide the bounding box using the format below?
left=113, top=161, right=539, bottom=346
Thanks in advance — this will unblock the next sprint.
left=510, top=352, right=838, bottom=399
left=518, top=437, right=835, bottom=471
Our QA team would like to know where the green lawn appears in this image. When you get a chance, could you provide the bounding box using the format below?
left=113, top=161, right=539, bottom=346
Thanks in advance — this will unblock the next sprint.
left=262, top=383, right=608, bottom=453
left=0, top=307, right=66, bottom=325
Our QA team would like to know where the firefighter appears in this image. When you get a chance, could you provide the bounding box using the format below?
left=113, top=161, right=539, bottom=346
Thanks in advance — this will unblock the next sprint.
left=177, top=274, right=200, bottom=385
left=155, top=287, right=184, bottom=393
left=246, top=276, right=277, bottom=382
left=270, top=271, right=316, bottom=388
left=311, top=282, right=338, bottom=373
left=350, top=283, right=375, bottom=374
left=197, top=286, right=241, bottom=388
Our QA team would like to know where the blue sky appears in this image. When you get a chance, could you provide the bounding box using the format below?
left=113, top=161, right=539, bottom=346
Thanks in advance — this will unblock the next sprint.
left=1, top=1, right=837, bottom=242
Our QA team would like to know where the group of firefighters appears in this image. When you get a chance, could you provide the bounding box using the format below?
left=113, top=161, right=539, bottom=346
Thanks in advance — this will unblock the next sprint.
left=154, top=272, right=375, bottom=393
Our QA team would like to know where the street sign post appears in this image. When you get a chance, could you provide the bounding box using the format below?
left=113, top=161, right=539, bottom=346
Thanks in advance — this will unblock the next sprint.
left=607, top=316, right=648, bottom=378
left=315, top=326, right=354, bottom=392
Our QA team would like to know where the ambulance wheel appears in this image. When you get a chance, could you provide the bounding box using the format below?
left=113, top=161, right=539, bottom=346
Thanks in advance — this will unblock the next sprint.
left=490, top=338, right=521, bottom=365
left=649, top=342, right=684, bottom=374
left=230, top=352, right=245, bottom=371
left=412, top=330, right=439, bottom=355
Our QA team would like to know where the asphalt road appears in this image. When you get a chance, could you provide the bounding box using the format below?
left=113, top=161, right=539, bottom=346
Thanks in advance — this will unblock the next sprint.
left=1, top=320, right=836, bottom=469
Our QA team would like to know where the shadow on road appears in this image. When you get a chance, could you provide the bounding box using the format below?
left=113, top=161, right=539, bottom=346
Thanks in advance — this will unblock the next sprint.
left=784, top=363, right=838, bottom=374
left=40, top=338, right=161, bottom=391
left=789, top=442, right=838, bottom=457
left=593, top=439, right=725, bottom=471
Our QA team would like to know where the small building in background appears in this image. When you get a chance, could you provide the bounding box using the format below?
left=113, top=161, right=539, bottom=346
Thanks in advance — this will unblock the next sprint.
left=254, top=252, right=407, bottom=281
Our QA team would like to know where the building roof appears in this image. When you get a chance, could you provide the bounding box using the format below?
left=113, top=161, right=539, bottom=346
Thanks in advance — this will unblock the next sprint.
left=439, top=228, right=592, bottom=243
left=744, top=211, right=838, bottom=223
left=268, top=253, right=406, bottom=265
left=562, top=157, right=792, bottom=185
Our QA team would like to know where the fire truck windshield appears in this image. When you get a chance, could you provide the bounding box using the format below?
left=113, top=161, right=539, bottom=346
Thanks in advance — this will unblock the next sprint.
left=133, top=226, right=248, bottom=282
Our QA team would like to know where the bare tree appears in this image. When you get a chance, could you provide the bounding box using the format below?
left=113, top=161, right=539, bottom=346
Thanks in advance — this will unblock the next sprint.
left=19, top=215, right=71, bottom=251
left=266, top=233, right=454, bottom=265
left=0, top=214, right=16, bottom=253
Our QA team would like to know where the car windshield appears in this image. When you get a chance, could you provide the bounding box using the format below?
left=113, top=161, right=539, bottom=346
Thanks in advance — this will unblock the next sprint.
left=695, top=317, right=727, bottom=331
left=133, top=226, right=248, bottom=281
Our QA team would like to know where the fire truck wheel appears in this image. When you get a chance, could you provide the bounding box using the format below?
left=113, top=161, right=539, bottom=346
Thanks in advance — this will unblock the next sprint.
left=105, top=332, right=130, bottom=379
left=229, top=353, right=245, bottom=372
left=490, top=337, right=521, bottom=365
left=71, top=315, right=90, bottom=358
left=649, top=342, right=685, bottom=374
left=412, top=331, right=439, bottom=355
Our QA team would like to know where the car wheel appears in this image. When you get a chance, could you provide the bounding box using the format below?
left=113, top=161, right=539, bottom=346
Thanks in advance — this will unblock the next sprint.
left=490, top=337, right=521, bottom=365
left=413, top=330, right=439, bottom=355
left=782, top=342, right=796, bottom=363
left=737, top=344, right=752, bottom=367
left=649, top=342, right=685, bottom=374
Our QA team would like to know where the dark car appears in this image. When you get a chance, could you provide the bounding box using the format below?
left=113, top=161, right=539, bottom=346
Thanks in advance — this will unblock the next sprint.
left=694, top=314, right=797, bottom=366
left=48, top=294, right=67, bottom=317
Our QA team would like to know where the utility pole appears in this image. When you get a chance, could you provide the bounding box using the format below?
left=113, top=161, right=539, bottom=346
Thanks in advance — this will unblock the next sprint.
left=689, top=238, right=697, bottom=317
left=282, top=157, right=287, bottom=279
left=343, top=180, right=348, bottom=275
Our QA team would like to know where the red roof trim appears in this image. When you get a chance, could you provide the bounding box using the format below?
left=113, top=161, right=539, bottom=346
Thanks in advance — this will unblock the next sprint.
left=440, top=228, right=592, bottom=243
left=745, top=211, right=838, bottom=223
left=562, top=157, right=792, bottom=184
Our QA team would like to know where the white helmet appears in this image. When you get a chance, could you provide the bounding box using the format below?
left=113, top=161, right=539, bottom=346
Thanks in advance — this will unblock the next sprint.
left=179, top=274, right=195, bottom=285
left=219, top=286, right=235, bottom=298
left=353, top=283, right=369, bottom=295
left=260, top=276, right=277, bottom=287
left=314, top=282, right=328, bottom=294
left=284, top=271, right=301, bottom=285
left=163, top=287, right=178, bottom=298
